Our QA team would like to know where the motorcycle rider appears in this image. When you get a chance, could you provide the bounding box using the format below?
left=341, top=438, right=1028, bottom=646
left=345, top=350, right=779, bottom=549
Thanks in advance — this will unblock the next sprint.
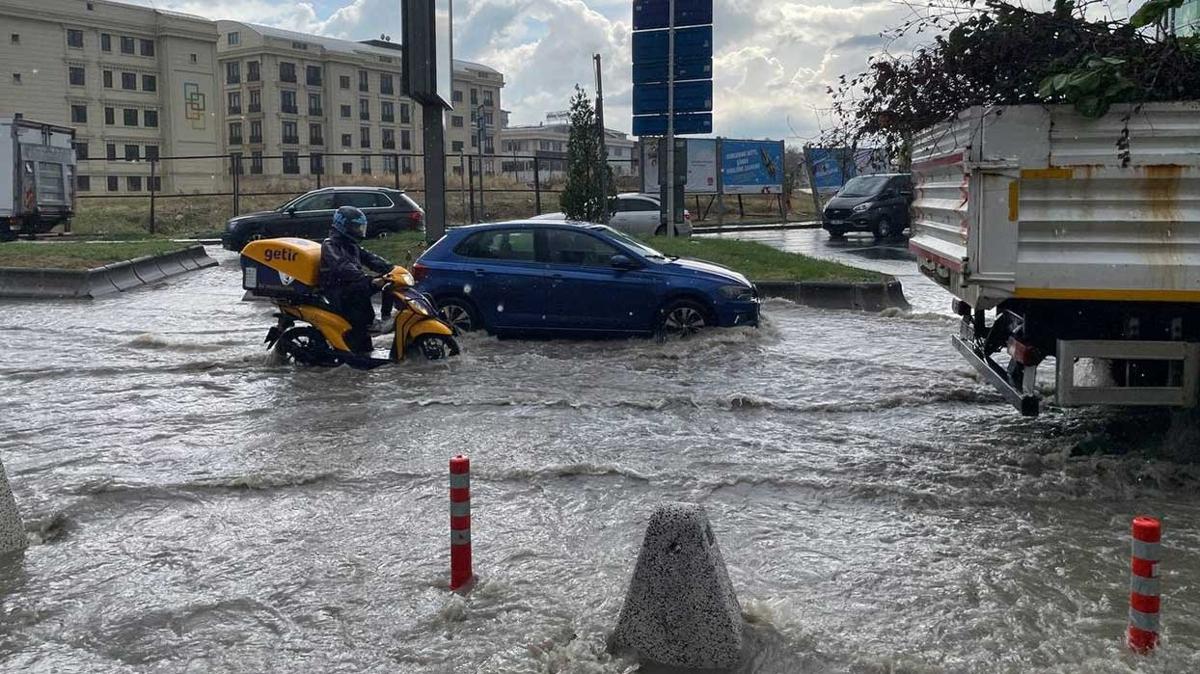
left=319, top=206, right=393, bottom=354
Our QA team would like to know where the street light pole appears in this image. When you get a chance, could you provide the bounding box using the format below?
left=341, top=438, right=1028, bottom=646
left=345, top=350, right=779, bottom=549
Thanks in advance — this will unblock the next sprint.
left=476, top=104, right=486, bottom=221
left=665, top=0, right=676, bottom=237
left=594, top=53, right=609, bottom=224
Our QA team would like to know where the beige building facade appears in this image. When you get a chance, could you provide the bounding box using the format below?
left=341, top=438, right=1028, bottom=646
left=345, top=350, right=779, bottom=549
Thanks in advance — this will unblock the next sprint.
left=501, top=117, right=637, bottom=182
left=0, top=0, right=221, bottom=194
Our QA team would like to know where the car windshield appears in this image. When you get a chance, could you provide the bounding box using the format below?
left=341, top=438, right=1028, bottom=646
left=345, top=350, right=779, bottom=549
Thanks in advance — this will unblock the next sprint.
left=590, top=226, right=667, bottom=259
left=838, top=175, right=891, bottom=198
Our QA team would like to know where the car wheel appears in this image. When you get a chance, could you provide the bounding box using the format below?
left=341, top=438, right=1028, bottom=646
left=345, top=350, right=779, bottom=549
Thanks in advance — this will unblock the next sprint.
left=654, top=224, right=680, bottom=237
left=658, top=299, right=708, bottom=339
left=873, top=217, right=894, bottom=242
left=439, top=297, right=482, bottom=333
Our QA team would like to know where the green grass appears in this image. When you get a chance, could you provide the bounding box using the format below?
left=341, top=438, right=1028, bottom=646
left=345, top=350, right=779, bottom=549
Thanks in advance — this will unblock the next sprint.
left=645, top=236, right=883, bottom=283
left=0, top=241, right=192, bottom=269
left=362, top=231, right=432, bottom=266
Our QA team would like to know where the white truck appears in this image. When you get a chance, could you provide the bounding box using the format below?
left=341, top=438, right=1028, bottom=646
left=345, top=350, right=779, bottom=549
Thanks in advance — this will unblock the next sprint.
left=1, top=115, right=77, bottom=241
left=910, top=102, right=1200, bottom=416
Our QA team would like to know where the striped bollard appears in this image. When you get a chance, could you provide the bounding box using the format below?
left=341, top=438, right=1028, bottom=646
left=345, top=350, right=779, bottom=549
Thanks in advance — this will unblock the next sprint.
left=449, top=455, right=473, bottom=591
left=1127, top=516, right=1162, bottom=654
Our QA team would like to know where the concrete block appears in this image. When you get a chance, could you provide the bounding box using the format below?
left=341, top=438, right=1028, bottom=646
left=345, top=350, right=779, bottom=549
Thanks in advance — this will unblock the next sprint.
left=130, top=256, right=167, bottom=284
left=187, top=246, right=219, bottom=269
left=611, top=503, right=744, bottom=670
left=101, top=262, right=143, bottom=292
left=0, top=456, right=26, bottom=556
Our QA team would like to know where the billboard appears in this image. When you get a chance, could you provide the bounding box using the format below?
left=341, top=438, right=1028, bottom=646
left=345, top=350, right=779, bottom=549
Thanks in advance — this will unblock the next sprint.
left=720, top=140, right=784, bottom=194
left=808, top=147, right=889, bottom=191
left=641, top=138, right=718, bottom=194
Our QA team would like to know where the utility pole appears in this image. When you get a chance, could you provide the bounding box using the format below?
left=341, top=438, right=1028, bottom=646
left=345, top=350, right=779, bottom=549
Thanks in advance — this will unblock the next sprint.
left=476, top=104, right=486, bottom=221
left=594, top=53, right=609, bottom=224
left=665, top=0, right=676, bottom=237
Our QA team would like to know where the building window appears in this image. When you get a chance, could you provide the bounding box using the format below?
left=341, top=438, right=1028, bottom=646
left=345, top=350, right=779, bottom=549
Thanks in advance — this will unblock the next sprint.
left=120, top=36, right=135, bottom=55
left=471, top=136, right=478, bottom=148
left=401, top=130, right=411, bottom=151
left=340, top=105, right=351, bottom=119
left=381, top=101, right=394, bottom=123
left=358, top=70, right=369, bottom=92
left=67, top=29, right=83, bottom=49
left=121, top=72, right=136, bottom=90
left=77, top=175, right=90, bottom=192
left=402, top=156, right=412, bottom=174
left=102, top=70, right=113, bottom=88
left=484, top=112, right=494, bottom=126
left=149, top=176, right=161, bottom=191
left=470, top=88, right=478, bottom=105
left=227, top=32, right=239, bottom=46
left=9, top=33, right=16, bottom=44
left=291, top=41, right=308, bottom=51
left=250, top=120, right=262, bottom=143
left=342, top=162, right=353, bottom=175
left=383, top=154, right=396, bottom=173
left=123, top=109, right=139, bottom=126
left=124, top=144, right=139, bottom=160
left=380, top=73, right=394, bottom=95
left=400, top=103, right=411, bottom=124
left=190, top=53, right=197, bottom=64
left=145, top=145, right=159, bottom=161
left=309, top=123, right=324, bottom=145
left=306, top=65, right=322, bottom=86
left=309, top=153, right=324, bottom=175
left=340, top=134, right=352, bottom=148
left=282, top=121, right=298, bottom=145
left=308, top=94, right=322, bottom=117
left=11, top=73, right=20, bottom=85
left=251, top=152, right=263, bottom=174
left=229, top=152, right=243, bottom=175
left=360, top=127, right=370, bottom=148
left=229, top=122, right=243, bottom=145
left=247, top=61, right=260, bottom=82
left=127, top=176, right=142, bottom=191
left=69, top=67, right=85, bottom=87
left=73, top=142, right=89, bottom=159
left=107, top=176, right=119, bottom=192
left=452, top=90, right=463, bottom=103
left=340, top=75, right=351, bottom=90
left=382, top=129, right=395, bottom=150
left=279, top=62, right=296, bottom=83
left=451, top=140, right=463, bottom=153
left=105, top=143, right=116, bottom=160
left=282, top=152, right=299, bottom=174
left=249, top=89, right=261, bottom=113
left=226, top=62, right=240, bottom=84
left=103, top=107, right=114, bottom=125
left=359, top=99, right=370, bottom=121
left=451, top=116, right=463, bottom=128
left=281, top=90, right=297, bottom=114
left=228, top=91, right=241, bottom=114
left=483, top=91, right=494, bottom=107
left=144, top=110, right=158, bottom=127
left=360, top=155, right=371, bottom=174
left=142, top=75, right=156, bottom=92
left=100, top=33, right=110, bottom=51
left=140, top=39, right=154, bottom=57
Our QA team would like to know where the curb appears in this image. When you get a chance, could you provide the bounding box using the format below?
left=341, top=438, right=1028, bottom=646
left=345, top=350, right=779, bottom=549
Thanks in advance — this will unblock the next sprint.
left=695, top=221, right=821, bottom=234
left=0, top=245, right=219, bottom=299
left=754, top=277, right=909, bottom=312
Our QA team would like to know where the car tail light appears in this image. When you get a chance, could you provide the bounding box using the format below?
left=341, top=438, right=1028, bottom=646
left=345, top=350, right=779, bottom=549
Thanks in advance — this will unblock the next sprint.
left=412, top=262, right=430, bottom=283
left=410, top=211, right=424, bottom=224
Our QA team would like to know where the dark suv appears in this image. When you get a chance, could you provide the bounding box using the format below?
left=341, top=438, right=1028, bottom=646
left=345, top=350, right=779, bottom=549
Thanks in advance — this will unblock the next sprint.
left=221, top=187, right=424, bottom=251
left=822, top=173, right=913, bottom=241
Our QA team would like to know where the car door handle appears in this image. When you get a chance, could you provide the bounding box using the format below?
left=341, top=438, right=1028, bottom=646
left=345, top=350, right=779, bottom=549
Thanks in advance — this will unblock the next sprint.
left=474, top=268, right=487, bottom=276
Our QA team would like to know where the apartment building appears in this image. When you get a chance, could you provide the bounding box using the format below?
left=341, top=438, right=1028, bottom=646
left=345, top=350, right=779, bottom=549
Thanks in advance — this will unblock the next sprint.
left=441, top=61, right=505, bottom=174
left=0, top=0, right=221, bottom=194
left=1176, top=0, right=1200, bottom=35
left=501, top=117, right=637, bottom=182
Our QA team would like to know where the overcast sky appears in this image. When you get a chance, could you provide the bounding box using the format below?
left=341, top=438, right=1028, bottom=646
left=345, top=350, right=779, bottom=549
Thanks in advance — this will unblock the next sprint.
left=130, top=0, right=1148, bottom=141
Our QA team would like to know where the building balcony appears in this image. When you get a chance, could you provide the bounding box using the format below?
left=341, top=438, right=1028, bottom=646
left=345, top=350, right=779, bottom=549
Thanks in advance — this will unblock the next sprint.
left=282, top=136, right=300, bottom=145
left=310, top=137, right=325, bottom=146
left=249, top=135, right=263, bottom=144
left=248, top=104, right=262, bottom=114
left=308, top=108, right=323, bottom=117
left=228, top=136, right=243, bottom=145
left=282, top=106, right=298, bottom=115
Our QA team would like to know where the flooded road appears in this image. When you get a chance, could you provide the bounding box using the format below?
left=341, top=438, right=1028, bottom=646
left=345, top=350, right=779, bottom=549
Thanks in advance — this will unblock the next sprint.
left=1, top=245, right=1199, bottom=673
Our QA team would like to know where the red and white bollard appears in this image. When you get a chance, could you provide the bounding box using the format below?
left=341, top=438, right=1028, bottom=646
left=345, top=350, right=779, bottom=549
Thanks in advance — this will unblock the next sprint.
left=1127, top=516, right=1162, bottom=654
left=449, top=455, right=473, bottom=591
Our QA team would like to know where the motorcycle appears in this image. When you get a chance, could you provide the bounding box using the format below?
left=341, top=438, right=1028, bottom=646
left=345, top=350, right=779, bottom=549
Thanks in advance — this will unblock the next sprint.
left=241, top=238, right=460, bottom=369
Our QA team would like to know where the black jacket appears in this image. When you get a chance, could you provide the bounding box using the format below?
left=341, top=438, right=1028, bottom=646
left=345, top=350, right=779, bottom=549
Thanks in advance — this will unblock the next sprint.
left=319, top=230, right=393, bottom=294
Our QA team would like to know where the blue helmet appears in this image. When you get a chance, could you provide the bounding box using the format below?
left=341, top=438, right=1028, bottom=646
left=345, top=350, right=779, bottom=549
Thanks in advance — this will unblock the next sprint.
left=333, top=205, right=368, bottom=240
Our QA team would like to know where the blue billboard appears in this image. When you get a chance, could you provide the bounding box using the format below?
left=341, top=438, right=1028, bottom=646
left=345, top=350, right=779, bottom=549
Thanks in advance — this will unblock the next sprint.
left=721, top=140, right=784, bottom=194
left=808, top=147, right=889, bottom=191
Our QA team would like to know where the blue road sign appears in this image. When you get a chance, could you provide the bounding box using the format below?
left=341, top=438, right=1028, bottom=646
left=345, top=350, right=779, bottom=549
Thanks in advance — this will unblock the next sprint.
left=631, top=25, right=713, bottom=64
left=633, top=80, right=713, bottom=115
left=632, top=113, right=713, bottom=136
left=633, top=0, right=713, bottom=31
left=633, top=57, right=712, bottom=85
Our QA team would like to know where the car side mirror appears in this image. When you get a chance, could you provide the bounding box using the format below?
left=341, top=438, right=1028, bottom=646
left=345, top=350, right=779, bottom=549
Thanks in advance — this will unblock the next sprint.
left=611, top=254, right=639, bottom=270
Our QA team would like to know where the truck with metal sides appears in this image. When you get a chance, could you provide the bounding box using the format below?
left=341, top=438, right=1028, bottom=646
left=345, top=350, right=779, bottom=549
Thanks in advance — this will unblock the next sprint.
left=0, top=116, right=77, bottom=241
left=910, top=102, right=1200, bottom=416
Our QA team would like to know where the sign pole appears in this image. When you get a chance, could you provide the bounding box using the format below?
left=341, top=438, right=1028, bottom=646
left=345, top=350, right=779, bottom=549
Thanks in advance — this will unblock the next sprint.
left=665, top=0, right=676, bottom=237
left=594, top=53, right=609, bottom=225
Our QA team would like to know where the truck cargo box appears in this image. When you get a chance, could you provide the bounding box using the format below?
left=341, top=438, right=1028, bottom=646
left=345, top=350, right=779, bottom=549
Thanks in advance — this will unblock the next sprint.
left=910, top=102, right=1200, bottom=310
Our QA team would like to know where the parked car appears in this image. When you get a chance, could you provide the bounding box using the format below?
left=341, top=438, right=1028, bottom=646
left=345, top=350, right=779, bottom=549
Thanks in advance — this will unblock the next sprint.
left=414, top=221, right=758, bottom=337
left=531, top=192, right=692, bottom=237
left=822, top=173, right=913, bottom=241
left=221, top=187, right=424, bottom=251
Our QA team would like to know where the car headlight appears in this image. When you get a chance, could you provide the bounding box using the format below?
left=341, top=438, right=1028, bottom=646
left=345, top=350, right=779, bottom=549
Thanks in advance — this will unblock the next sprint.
left=852, top=202, right=873, bottom=213
left=719, top=284, right=756, bottom=301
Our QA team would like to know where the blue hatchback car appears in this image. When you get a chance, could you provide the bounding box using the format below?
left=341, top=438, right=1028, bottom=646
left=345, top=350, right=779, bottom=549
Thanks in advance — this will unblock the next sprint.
left=413, top=222, right=760, bottom=337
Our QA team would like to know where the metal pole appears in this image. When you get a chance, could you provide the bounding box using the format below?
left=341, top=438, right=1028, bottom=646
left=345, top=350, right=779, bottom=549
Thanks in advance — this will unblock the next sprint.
left=230, top=153, right=240, bottom=217
left=148, top=159, right=157, bottom=234
left=422, top=102, right=448, bottom=244
left=467, top=155, right=476, bottom=223
left=594, top=53, right=609, bottom=224
left=459, top=152, right=467, bottom=225
left=665, top=0, right=676, bottom=237
left=533, top=156, right=542, bottom=215
left=716, top=138, right=725, bottom=227
left=477, top=106, right=486, bottom=222
left=394, top=153, right=401, bottom=190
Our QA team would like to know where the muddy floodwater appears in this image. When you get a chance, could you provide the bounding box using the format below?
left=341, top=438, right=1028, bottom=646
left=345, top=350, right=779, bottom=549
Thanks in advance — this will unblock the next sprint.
left=1, top=243, right=1199, bottom=673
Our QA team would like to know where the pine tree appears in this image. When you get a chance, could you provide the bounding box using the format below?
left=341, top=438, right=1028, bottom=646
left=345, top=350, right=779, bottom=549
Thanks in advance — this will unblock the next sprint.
left=560, top=85, right=615, bottom=222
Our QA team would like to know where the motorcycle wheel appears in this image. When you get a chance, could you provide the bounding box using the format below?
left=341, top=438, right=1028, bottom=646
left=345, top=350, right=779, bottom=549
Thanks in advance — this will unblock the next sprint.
left=410, top=334, right=461, bottom=361
left=276, top=327, right=342, bottom=367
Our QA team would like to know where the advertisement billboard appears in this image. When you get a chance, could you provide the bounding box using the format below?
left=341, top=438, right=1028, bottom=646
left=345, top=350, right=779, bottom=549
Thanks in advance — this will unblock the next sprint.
left=641, top=138, right=718, bottom=194
left=808, top=147, right=889, bottom=191
left=720, top=140, right=784, bottom=194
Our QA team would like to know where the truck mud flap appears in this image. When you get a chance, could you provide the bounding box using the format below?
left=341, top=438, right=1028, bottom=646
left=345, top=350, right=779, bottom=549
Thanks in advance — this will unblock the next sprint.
left=952, top=336, right=1041, bottom=417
